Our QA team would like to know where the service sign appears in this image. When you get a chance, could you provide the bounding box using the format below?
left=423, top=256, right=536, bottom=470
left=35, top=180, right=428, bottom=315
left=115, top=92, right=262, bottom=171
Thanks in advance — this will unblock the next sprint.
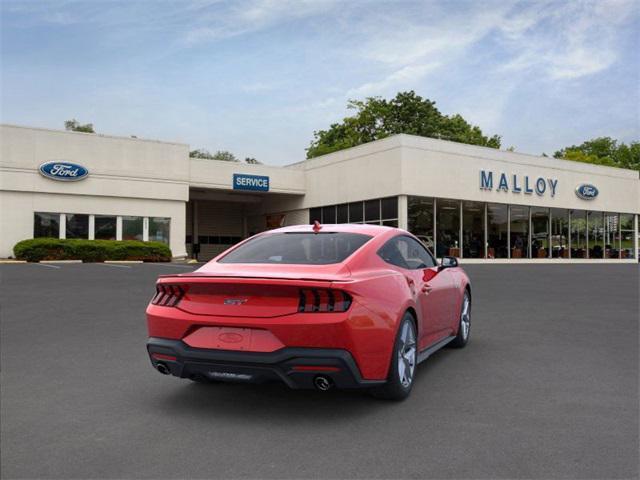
left=233, top=173, right=269, bottom=192
left=39, top=161, right=89, bottom=182
left=575, top=184, right=598, bottom=200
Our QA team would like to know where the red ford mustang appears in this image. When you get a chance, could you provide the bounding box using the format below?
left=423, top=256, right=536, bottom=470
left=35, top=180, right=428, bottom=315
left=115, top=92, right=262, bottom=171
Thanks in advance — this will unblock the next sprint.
left=146, top=223, right=472, bottom=400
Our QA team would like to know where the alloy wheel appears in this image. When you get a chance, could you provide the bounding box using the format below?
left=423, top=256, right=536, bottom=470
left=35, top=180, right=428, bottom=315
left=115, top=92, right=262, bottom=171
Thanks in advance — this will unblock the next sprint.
left=397, top=321, right=416, bottom=388
left=460, top=294, right=471, bottom=340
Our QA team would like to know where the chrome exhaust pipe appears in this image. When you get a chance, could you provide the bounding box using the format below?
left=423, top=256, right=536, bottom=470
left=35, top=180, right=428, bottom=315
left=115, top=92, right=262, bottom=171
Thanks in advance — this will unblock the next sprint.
left=314, top=375, right=333, bottom=391
left=156, top=363, right=170, bottom=375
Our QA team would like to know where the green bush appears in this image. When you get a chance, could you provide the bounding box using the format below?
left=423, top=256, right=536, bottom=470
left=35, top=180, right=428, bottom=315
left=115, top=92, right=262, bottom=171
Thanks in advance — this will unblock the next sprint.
left=13, top=238, right=172, bottom=262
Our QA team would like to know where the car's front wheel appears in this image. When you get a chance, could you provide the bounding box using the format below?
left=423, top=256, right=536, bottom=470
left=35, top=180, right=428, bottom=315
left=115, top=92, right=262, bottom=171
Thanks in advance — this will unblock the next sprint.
left=449, top=290, right=471, bottom=348
left=371, top=313, right=417, bottom=401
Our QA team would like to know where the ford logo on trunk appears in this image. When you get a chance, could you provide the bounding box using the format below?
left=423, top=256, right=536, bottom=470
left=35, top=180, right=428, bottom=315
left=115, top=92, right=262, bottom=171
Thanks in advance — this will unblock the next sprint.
left=39, top=161, right=89, bottom=182
left=575, top=184, right=598, bottom=200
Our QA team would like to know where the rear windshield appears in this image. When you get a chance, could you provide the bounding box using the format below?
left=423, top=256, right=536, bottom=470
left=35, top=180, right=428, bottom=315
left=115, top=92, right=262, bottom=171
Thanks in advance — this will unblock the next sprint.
left=218, top=232, right=372, bottom=265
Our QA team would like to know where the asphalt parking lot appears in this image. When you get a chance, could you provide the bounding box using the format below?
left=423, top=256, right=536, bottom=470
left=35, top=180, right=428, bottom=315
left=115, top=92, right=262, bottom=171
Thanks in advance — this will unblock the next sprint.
left=1, top=262, right=638, bottom=479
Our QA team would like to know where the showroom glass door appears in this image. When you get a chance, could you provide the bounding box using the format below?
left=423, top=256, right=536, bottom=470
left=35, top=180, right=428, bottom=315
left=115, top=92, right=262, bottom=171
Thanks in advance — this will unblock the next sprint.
left=531, top=207, right=550, bottom=259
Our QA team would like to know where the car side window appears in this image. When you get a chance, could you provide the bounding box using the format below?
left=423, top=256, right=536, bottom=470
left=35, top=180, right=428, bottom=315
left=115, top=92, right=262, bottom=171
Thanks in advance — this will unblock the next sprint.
left=378, top=235, right=437, bottom=270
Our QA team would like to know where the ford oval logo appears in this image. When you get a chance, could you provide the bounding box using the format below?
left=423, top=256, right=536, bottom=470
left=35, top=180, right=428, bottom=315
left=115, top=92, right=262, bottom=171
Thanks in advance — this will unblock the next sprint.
left=218, top=333, right=243, bottom=344
left=575, top=184, right=598, bottom=200
left=39, top=161, right=89, bottom=182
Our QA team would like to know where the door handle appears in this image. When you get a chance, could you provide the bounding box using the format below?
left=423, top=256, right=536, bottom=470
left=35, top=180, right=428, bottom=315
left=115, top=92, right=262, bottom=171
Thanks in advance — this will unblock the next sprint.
left=422, top=284, right=433, bottom=294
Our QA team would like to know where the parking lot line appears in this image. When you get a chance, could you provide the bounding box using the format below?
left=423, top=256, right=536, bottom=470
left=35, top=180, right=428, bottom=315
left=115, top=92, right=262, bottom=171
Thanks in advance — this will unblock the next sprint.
left=149, top=264, right=199, bottom=268
left=96, top=263, right=132, bottom=269
left=34, top=263, right=61, bottom=269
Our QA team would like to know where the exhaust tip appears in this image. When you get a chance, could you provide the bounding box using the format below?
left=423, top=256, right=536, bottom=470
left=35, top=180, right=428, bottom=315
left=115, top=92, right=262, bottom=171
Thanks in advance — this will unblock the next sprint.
left=156, top=363, right=170, bottom=375
left=314, top=375, right=333, bottom=391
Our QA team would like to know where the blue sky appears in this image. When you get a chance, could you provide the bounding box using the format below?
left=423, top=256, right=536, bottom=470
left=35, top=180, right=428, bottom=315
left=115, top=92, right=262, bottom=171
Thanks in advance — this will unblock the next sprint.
left=2, top=0, right=639, bottom=165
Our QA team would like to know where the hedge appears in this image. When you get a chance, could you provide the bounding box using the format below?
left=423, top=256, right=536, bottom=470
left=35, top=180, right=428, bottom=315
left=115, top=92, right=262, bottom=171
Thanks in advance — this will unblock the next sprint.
left=13, top=238, right=172, bottom=262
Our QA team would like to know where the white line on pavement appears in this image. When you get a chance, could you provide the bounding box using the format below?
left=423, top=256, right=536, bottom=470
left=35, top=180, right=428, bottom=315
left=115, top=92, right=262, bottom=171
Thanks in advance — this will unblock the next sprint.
left=149, top=264, right=197, bottom=268
left=35, top=263, right=61, bottom=269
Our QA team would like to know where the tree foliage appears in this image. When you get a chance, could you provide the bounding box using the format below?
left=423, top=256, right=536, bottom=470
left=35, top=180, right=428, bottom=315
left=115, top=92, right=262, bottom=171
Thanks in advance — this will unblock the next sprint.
left=244, top=157, right=262, bottom=164
left=64, top=119, right=95, bottom=133
left=554, top=137, right=640, bottom=172
left=189, top=149, right=239, bottom=162
left=306, top=91, right=501, bottom=158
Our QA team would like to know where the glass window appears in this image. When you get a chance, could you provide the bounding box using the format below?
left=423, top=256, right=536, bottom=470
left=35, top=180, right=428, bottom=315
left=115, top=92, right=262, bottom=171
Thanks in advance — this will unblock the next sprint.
left=309, top=208, right=321, bottom=224
left=588, top=211, right=604, bottom=259
left=348, top=202, right=363, bottom=223
left=122, top=216, right=143, bottom=241
left=570, top=210, right=587, bottom=258
left=336, top=204, right=348, bottom=223
left=34, top=212, right=59, bottom=238
left=381, top=197, right=398, bottom=220
left=510, top=206, right=529, bottom=259
left=531, top=207, right=550, bottom=259
left=149, top=217, right=170, bottom=244
left=382, top=219, right=398, bottom=227
left=551, top=209, right=569, bottom=258
left=365, top=199, right=380, bottom=222
left=603, top=213, right=619, bottom=259
left=437, top=199, right=460, bottom=258
left=408, top=197, right=434, bottom=252
left=620, top=214, right=636, bottom=259
left=487, top=203, right=508, bottom=259
left=462, top=201, right=484, bottom=259
left=322, top=205, right=336, bottom=224
left=95, top=215, right=117, bottom=240
left=219, top=232, right=372, bottom=265
left=65, top=214, right=89, bottom=239
left=378, top=235, right=437, bottom=270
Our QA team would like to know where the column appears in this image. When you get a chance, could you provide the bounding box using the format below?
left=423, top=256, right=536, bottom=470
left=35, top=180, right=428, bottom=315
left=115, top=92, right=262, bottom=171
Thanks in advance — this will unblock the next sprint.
left=88, top=215, right=95, bottom=240
left=397, top=195, right=408, bottom=230
left=143, top=217, right=149, bottom=242
left=116, top=216, right=123, bottom=241
left=59, top=213, right=66, bottom=239
left=634, top=214, right=639, bottom=260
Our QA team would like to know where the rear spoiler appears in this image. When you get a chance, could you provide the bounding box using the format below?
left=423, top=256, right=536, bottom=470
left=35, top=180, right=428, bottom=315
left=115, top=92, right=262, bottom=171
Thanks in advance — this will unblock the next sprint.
left=156, top=275, right=353, bottom=287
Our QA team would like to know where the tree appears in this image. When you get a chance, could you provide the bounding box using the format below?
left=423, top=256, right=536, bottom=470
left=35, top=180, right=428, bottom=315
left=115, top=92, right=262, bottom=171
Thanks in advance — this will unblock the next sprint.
left=189, top=149, right=239, bottom=162
left=306, top=91, right=501, bottom=158
left=244, top=157, right=262, bottom=164
left=64, top=119, right=94, bottom=133
left=554, top=137, right=640, bottom=172
left=211, top=150, right=238, bottom=162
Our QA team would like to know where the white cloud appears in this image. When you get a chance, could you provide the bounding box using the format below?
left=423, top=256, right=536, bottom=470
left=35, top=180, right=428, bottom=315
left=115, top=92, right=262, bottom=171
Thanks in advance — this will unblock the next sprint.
left=347, top=63, right=440, bottom=97
left=499, top=0, right=637, bottom=79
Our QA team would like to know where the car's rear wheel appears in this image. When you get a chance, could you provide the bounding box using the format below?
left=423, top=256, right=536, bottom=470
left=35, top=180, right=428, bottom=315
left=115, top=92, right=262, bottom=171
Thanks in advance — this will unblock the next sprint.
left=449, top=290, right=471, bottom=348
left=371, top=313, right=417, bottom=401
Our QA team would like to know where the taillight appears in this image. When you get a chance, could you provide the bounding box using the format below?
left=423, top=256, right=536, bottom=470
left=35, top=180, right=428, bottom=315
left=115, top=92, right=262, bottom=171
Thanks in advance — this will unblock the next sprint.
left=151, top=284, right=186, bottom=307
left=298, top=289, right=352, bottom=313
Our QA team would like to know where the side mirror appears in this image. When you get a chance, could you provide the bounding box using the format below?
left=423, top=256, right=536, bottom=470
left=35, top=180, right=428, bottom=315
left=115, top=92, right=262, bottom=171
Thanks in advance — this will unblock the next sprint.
left=439, top=256, right=458, bottom=270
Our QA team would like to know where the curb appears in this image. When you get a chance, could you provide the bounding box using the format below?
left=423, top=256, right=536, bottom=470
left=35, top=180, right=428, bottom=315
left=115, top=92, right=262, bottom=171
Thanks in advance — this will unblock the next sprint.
left=0, top=260, right=27, bottom=264
left=40, top=260, right=83, bottom=264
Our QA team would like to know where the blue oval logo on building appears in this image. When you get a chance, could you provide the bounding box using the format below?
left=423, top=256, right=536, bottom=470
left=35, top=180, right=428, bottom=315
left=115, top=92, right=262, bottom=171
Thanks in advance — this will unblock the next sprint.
left=39, top=161, right=89, bottom=182
left=575, top=184, right=598, bottom=200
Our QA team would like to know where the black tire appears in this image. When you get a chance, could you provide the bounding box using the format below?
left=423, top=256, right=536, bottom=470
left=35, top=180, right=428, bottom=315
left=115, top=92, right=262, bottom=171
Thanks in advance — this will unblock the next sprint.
left=371, top=313, right=417, bottom=401
left=449, top=290, right=471, bottom=348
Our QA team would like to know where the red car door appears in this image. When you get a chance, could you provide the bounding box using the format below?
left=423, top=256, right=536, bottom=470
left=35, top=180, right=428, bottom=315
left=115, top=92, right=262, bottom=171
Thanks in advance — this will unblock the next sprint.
left=389, top=236, right=455, bottom=350
left=418, top=266, right=457, bottom=346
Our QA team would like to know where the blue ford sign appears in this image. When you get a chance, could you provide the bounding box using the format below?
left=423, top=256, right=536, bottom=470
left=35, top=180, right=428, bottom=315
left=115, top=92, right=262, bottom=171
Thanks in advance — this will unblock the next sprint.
left=233, top=173, right=269, bottom=192
left=39, top=161, right=89, bottom=182
left=575, top=184, right=598, bottom=200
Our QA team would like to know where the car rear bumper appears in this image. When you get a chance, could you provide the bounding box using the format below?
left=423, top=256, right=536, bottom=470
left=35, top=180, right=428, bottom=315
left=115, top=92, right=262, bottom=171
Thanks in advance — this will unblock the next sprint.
left=147, top=337, right=386, bottom=390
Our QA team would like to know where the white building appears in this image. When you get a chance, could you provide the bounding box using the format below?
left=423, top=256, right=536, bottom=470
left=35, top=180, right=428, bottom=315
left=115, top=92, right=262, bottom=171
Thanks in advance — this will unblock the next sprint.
left=1, top=124, right=638, bottom=262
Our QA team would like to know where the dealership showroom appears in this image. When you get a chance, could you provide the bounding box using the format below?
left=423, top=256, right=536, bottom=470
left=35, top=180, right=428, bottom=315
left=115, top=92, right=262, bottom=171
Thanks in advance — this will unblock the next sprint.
left=1, top=123, right=638, bottom=262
